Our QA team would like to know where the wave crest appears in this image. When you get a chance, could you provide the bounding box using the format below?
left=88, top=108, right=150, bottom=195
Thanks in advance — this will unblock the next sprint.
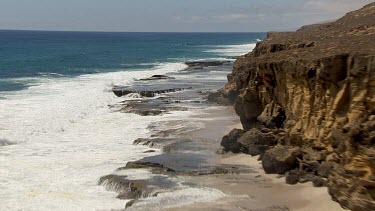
left=204, top=43, right=257, bottom=57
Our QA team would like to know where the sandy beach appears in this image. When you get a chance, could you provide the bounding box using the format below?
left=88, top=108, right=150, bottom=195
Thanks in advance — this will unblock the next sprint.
left=164, top=107, right=345, bottom=211
left=112, top=101, right=346, bottom=210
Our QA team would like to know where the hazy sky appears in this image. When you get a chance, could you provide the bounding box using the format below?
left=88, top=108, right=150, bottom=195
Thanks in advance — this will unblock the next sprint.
left=0, top=0, right=373, bottom=32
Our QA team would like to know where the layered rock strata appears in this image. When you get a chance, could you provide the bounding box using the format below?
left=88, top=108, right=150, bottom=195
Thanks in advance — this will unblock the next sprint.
left=220, top=3, right=375, bottom=210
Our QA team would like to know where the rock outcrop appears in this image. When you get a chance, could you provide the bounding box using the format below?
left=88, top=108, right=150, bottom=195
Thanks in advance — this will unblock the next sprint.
left=112, top=85, right=191, bottom=97
left=184, top=61, right=230, bottom=71
left=220, top=3, right=375, bottom=210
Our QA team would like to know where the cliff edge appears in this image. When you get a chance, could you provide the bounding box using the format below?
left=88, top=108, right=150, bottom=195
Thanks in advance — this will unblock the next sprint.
left=220, top=3, right=375, bottom=210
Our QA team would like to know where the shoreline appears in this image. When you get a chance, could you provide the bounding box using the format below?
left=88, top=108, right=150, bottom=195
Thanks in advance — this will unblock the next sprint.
left=162, top=107, right=344, bottom=211
left=99, top=60, right=345, bottom=210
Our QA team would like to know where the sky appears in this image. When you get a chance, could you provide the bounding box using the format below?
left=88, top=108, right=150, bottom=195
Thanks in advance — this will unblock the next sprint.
left=0, top=0, right=373, bottom=32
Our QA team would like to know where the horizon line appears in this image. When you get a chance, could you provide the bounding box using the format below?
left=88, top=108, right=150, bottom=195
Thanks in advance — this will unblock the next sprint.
left=0, top=28, right=274, bottom=33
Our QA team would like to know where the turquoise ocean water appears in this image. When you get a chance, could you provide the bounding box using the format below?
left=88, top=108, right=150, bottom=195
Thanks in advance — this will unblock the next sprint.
left=0, top=31, right=265, bottom=211
left=0, top=31, right=265, bottom=93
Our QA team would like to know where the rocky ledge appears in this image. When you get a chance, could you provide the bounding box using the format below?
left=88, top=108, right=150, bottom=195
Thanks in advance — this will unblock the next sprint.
left=218, top=3, right=375, bottom=210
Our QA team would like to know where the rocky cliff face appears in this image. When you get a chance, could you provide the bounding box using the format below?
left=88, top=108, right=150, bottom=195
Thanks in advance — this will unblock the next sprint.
left=220, top=3, right=375, bottom=210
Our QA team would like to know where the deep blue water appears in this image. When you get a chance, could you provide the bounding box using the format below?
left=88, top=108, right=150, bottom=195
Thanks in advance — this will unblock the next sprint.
left=0, top=30, right=265, bottom=92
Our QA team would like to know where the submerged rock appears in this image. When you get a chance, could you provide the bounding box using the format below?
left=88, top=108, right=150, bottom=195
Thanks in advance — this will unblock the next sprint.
left=99, top=173, right=180, bottom=208
left=139, top=75, right=175, bottom=81
left=184, top=61, right=230, bottom=71
left=133, top=137, right=192, bottom=153
left=116, top=97, right=188, bottom=116
left=112, top=86, right=191, bottom=98
left=118, top=153, right=254, bottom=176
left=98, top=175, right=151, bottom=199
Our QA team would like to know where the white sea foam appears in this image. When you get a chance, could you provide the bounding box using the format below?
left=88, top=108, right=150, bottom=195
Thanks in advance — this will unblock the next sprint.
left=0, top=138, right=16, bottom=146
left=0, top=62, right=195, bottom=211
left=186, top=57, right=236, bottom=62
left=204, top=43, right=257, bottom=57
left=128, top=187, right=225, bottom=210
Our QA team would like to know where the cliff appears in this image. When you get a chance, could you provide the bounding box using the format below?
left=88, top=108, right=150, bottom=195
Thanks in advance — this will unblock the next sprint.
left=220, top=3, right=375, bottom=210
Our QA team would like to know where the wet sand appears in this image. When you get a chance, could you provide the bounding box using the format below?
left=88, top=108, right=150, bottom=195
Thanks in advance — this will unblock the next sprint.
left=169, top=107, right=345, bottom=211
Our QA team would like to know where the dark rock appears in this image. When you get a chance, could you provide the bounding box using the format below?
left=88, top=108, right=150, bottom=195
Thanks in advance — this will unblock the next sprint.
left=285, top=169, right=301, bottom=185
left=137, top=160, right=244, bottom=175
left=248, top=145, right=271, bottom=157
left=220, top=129, right=245, bottom=153
left=116, top=97, right=188, bottom=116
left=112, top=86, right=192, bottom=98
left=119, top=154, right=254, bottom=176
left=262, top=146, right=301, bottom=174
left=125, top=200, right=136, bottom=209
left=118, top=160, right=175, bottom=173
left=239, top=128, right=278, bottom=146
left=318, top=161, right=334, bottom=178
left=207, top=90, right=231, bottom=105
left=301, top=147, right=325, bottom=162
left=139, top=75, right=175, bottom=81
left=143, top=150, right=156, bottom=153
left=298, top=173, right=315, bottom=183
left=99, top=173, right=181, bottom=208
left=98, top=175, right=154, bottom=200
left=257, top=102, right=286, bottom=128
left=286, top=169, right=326, bottom=187
left=133, top=138, right=192, bottom=153
left=237, top=128, right=278, bottom=156
left=234, top=89, right=264, bottom=130
left=150, top=128, right=180, bottom=137
left=312, top=176, right=325, bottom=187
left=184, top=61, right=230, bottom=71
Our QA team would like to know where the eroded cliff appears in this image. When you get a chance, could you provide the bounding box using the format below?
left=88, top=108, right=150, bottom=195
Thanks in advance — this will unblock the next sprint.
left=220, top=3, right=375, bottom=210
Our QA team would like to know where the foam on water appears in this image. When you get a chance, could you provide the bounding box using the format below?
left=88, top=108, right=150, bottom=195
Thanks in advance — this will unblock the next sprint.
left=0, top=39, right=256, bottom=210
left=112, top=169, right=226, bottom=211
left=204, top=43, right=257, bottom=57
left=0, top=138, right=16, bottom=146
left=128, top=187, right=225, bottom=210
left=0, top=62, right=190, bottom=211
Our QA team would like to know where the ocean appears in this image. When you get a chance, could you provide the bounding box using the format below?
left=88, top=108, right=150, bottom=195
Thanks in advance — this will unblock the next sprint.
left=0, top=31, right=265, bottom=210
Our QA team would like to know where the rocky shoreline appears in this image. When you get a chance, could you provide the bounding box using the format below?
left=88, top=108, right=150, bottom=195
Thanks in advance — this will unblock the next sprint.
left=100, top=60, right=251, bottom=209
left=99, top=4, right=374, bottom=210
left=99, top=58, right=343, bottom=211
left=215, top=3, right=375, bottom=210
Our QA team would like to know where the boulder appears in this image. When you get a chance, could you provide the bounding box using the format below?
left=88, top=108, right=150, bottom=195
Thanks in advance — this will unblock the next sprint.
left=318, top=161, right=334, bottom=178
left=220, top=129, right=245, bottom=153
left=311, top=176, right=326, bottom=187
left=262, top=146, right=301, bottom=174
left=237, top=128, right=278, bottom=156
left=286, top=169, right=326, bottom=187
left=285, top=169, right=301, bottom=185
left=207, top=90, right=231, bottom=105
